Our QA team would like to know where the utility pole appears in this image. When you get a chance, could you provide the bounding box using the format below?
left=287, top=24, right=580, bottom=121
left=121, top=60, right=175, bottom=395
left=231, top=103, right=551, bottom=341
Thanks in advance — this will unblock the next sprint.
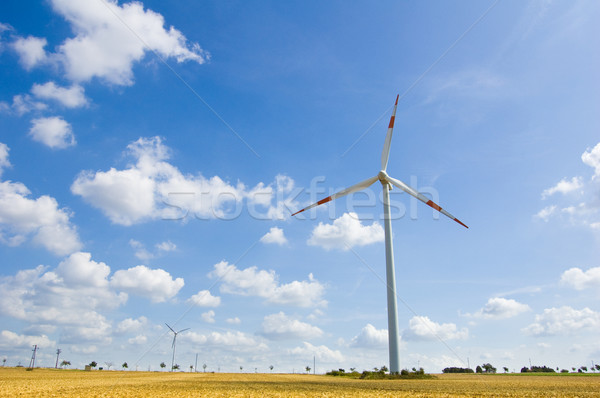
left=28, top=345, right=38, bottom=369
left=55, top=349, right=61, bottom=369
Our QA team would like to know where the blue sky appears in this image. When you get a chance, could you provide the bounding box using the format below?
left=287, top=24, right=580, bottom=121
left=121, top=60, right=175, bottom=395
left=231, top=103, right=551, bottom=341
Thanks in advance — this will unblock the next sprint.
left=1, top=0, right=599, bottom=373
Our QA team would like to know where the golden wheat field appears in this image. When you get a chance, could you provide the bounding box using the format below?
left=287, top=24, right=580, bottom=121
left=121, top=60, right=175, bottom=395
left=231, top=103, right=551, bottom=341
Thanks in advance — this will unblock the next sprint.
left=1, top=367, right=599, bottom=397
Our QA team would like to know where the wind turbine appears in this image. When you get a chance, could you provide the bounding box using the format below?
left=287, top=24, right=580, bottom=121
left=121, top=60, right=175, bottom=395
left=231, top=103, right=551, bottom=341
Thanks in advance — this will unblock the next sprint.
left=292, top=95, right=467, bottom=374
left=165, top=323, right=190, bottom=372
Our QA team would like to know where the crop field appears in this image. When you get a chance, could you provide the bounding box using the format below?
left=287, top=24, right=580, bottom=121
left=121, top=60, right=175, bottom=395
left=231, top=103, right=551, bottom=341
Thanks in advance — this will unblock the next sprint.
left=1, top=368, right=599, bottom=397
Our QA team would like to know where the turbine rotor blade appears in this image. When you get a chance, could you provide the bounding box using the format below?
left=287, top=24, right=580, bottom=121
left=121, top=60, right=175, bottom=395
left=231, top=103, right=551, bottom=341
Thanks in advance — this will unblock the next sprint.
left=381, top=95, right=399, bottom=171
left=291, top=175, right=379, bottom=216
left=386, top=175, right=468, bottom=228
left=165, top=323, right=175, bottom=333
left=178, top=328, right=190, bottom=334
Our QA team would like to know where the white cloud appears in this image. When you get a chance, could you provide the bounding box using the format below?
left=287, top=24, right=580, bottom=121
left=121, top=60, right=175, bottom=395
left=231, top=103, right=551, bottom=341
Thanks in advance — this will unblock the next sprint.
left=535, top=205, right=557, bottom=221
left=261, top=312, right=323, bottom=340
left=582, top=142, right=600, bottom=178
left=560, top=267, right=600, bottom=290
left=307, top=212, right=384, bottom=250
left=188, top=290, right=221, bottom=307
left=49, top=0, right=208, bottom=85
left=31, top=82, right=88, bottom=108
left=0, top=94, right=47, bottom=116
left=71, top=137, right=246, bottom=225
left=129, top=239, right=153, bottom=260
left=403, top=316, right=468, bottom=341
left=110, top=265, right=184, bottom=303
left=0, top=252, right=127, bottom=345
left=183, top=330, right=268, bottom=352
left=226, top=317, right=241, bottom=325
left=523, top=306, right=600, bottom=336
left=201, top=310, right=215, bottom=323
left=247, top=175, right=300, bottom=220
left=116, top=316, right=148, bottom=334
left=0, top=143, right=10, bottom=176
left=12, top=36, right=47, bottom=69
left=542, top=177, right=583, bottom=199
left=210, top=261, right=326, bottom=308
left=350, top=324, right=388, bottom=348
left=0, top=152, right=81, bottom=255
left=289, top=342, right=344, bottom=363
left=156, top=240, right=176, bottom=252
left=467, top=297, right=531, bottom=320
left=0, top=330, right=54, bottom=350
left=29, top=116, right=76, bottom=149
left=128, top=334, right=147, bottom=345
left=260, top=227, right=288, bottom=246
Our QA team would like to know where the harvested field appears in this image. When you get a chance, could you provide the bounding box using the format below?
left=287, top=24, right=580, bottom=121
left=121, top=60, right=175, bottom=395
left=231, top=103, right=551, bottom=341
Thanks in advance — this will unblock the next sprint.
left=1, top=367, right=599, bottom=397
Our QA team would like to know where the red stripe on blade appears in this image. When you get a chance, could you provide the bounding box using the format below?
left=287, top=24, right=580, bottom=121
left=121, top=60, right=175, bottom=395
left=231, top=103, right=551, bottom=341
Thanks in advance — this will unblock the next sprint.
left=388, top=115, right=395, bottom=129
left=291, top=209, right=305, bottom=216
left=454, top=218, right=469, bottom=228
left=426, top=200, right=442, bottom=212
left=395, top=94, right=399, bottom=105
left=317, top=196, right=332, bottom=205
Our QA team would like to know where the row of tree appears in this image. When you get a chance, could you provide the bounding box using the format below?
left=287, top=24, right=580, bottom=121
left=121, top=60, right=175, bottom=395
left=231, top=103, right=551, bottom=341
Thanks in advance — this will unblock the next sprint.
left=443, top=363, right=600, bottom=374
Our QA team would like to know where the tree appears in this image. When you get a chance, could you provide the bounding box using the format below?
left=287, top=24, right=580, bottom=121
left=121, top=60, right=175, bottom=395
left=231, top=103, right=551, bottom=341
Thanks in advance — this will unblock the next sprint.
left=380, top=365, right=389, bottom=373
left=476, top=365, right=483, bottom=373
left=482, top=363, right=496, bottom=373
left=89, top=361, right=97, bottom=369
left=240, top=366, right=243, bottom=372
left=350, top=367, right=356, bottom=372
left=580, top=366, right=588, bottom=372
left=269, top=365, right=274, bottom=372
left=160, top=362, right=166, bottom=370
left=595, top=364, right=600, bottom=372
left=172, top=364, right=180, bottom=371
left=503, top=367, right=509, bottom=373
left=60, top=360, right=71, bottom=368
left=122, top=362, right=128, bottom=370
left=190, top=365, right=194, bottom=372
left=203, top=363, right=207, bottom=372
left=3, top=358, right=7, bottom=367
left=306, top=366, right=311, bottom=373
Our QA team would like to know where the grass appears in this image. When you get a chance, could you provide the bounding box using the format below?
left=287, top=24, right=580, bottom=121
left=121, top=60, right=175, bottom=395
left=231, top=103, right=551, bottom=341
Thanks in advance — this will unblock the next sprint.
left=1, top=367, right=599, bottom=397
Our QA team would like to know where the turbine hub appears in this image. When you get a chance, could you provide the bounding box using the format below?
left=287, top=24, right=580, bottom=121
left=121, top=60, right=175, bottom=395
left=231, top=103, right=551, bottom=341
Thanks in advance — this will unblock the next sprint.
left=378, top=170, right=389, bottom=182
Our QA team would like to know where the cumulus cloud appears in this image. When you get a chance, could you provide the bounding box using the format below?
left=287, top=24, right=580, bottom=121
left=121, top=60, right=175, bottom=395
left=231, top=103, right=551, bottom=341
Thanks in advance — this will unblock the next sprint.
left=49, top=0, right=208, bottom=85
left=226, top=317, right=241, bottom=325
left=535, top=142, right=600, bottom=228
left=0, top=330, right=54, bottom=349
left=260, top=227, right=288, bottom=245
left=110, top=265, right=184, bottom=303
left=156, top=240, right=176, bottom=252
left=116, top=316, right=148, bottom=334
left=289, top=342, right=344, bottom=363
left=403, top=316, right=468, bottom=341
left=247, top=175, right=300, bottom=220
left=542, top=177, right=583, bottom=199
left=307, top=212, right=384, bottom=250
left=523, top=306, right=600, bottom=336
left=467, top=297, right=531, bottom=320
left=0, top=252, right=127, bottom=345
left=128, top=334, right=147, bottom=345
left=31, top=82, right=88, bottom=108
left=71, top=137, right=246, bottom=225
left=0, top=143, right=10, bottom=176
left=201, top=310, right=216, bottom=323
left=350, top=324, right=388, bottom=348
left=188, top=290, right=221, bottom=307
left=582, top=142, right=600, bottom=178
left=210, top=261, right=326, bottom=308
left=12, top=36, right=47, bottom=69
left=29, top=116, right=76, bottom=149
left=0, top=94, right=47, bottom=116
left=261, top=312, right=323, bottom=340
left=129, top=239, right=153, bottom=260
left=560, top=267, right=600, bottom=290
left=183, top=330, right=268, bottom=352
left=0, top=146, right=81, bottom=255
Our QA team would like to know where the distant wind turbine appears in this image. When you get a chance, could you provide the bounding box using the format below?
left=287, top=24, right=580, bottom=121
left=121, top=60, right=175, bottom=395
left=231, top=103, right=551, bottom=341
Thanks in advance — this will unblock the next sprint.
left=292, top=95, right=468, bottom=374
left=165, top=323, right=190, bottom=372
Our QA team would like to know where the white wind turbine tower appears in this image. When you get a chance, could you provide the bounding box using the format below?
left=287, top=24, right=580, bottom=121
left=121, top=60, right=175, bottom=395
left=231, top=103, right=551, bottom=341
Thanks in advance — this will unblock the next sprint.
left=165, top=323, right=190, bottom=372
left=292, top=95, right=468, bottom=374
